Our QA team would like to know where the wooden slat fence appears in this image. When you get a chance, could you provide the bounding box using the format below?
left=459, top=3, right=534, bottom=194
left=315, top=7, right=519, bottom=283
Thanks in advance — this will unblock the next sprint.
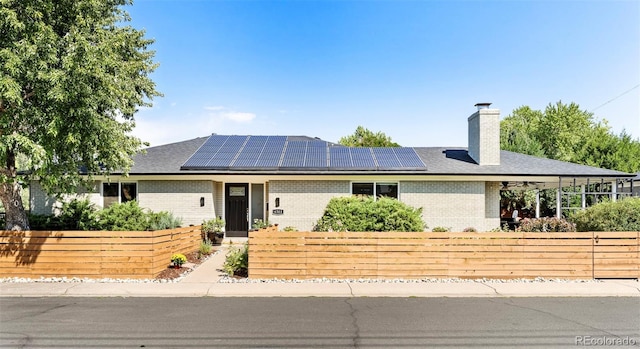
left=0, top=226, right=202, bottom=279
left=248, top=231, right=639, bottom=280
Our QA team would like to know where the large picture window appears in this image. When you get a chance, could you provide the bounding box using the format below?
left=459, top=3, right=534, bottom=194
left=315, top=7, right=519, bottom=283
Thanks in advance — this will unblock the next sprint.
left=103, top=182, right=137, bottom=207
left=352, top=182, right=398, bottom=199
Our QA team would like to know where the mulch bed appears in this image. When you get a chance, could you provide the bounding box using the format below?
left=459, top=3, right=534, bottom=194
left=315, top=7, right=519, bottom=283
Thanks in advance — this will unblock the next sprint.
left=154, top=248, right=249, bottom=281
left=154, top=251, right=214, bottom=281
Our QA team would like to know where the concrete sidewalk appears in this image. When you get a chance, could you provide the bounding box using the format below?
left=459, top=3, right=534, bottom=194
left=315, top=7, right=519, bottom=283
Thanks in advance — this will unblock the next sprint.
left=1, top=246, right=639, bottom=298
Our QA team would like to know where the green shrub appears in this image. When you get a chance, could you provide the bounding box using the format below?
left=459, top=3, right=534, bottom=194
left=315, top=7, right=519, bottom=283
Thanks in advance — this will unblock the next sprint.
left=313, top=196, right=425, bottom=232
left=570, top=197, right=640, bottom=232
left=223, top=243, right=248, bottom=276
left=27, top=199, right=98, bottom=230
left=199, top=238, right=213, bottom=256
left=462, top=227, right=477, bottom=232
left=95, top=201, right=150, bottom=231
left=202, top=217, right=225, bottom=233
left=432, top=226, right=450, bottom=232
left=148, top=211, right=182, bottom=230
left=58, top=199, right=99, bottom=230
left=252, top=219, right=271, bottom=230
left=489, top=223, right=511, bottom=232
left=283, top=226, right=297, bottom=232
left=516, top=217, right=576, bottom=232
left=28, top=213, right=63, bottom=230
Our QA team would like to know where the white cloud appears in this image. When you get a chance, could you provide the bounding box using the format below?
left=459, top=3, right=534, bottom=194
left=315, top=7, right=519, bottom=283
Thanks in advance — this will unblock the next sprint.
left=220, top=111, right=256, bottom=123
left=130, top=105, right=264, bottom=147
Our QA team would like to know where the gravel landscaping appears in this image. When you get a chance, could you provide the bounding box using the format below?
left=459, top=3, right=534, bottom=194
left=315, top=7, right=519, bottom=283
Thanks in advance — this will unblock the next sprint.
left=218, top=276, right=602, bottom=284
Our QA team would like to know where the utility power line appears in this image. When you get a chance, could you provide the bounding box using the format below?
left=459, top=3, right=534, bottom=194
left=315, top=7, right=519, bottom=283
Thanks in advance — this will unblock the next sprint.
left=591, top=84, right=640, bottom=112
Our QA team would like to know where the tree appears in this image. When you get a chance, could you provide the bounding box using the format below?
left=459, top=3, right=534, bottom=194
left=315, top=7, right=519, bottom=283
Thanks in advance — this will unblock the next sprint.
left=338, top=126, right=400, bottom=147
left=0, top=0, right=160, bottom=230
left=500, top=101, right=640, bottom=216
left=501, top=101, right=640, bottom=172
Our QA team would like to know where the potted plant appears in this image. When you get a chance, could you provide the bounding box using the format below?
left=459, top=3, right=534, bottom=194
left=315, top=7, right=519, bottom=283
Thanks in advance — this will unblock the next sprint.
left=202, top=217, right=225, bottom=245
left=170, top=253, right=187, bottom=269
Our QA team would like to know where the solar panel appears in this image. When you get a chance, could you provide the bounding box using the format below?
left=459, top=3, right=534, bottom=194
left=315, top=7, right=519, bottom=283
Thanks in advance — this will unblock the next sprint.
left=281, top=141, right=305, bottom=167
left=205, top=158, right=234, bottom=167
left=373, top=148, right=402, bottom=168
left=350, top=148, right=376, bottom=168
left=308, top=140, right=327, bottom=148
left=329, top=147, right=352, bottom=168
left=255, top=157, right=281, bottom=167
left=182, top=134, right=426, bottom=171
left=394, top=148, right=426, bottom=168
left=244, top=136, right=268, bottom=148
left=305, top=146, right=327, bottom=167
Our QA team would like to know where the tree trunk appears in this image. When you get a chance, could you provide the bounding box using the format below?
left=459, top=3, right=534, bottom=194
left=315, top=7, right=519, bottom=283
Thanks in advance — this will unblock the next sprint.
left=0, top=182, right=30, bottom=231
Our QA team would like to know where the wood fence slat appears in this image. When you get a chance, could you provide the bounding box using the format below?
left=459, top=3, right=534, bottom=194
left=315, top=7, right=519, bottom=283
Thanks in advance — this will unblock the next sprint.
left=0, top=226, right=202, bottom=279
left=248, top=231, right=639, bottom=280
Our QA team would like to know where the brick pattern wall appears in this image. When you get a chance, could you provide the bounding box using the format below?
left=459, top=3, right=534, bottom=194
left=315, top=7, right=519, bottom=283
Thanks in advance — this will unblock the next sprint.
left=30, top=181, right=101, bottom=215
left=468, top=109, right=500, bottom=166
left=138, top=180, right=216, bottom=226
left=484, top=182, right=501, bottom=229
left=214, top=181, right=223, bottom=219
left=268, top=180, right=350, bottom=231
left=401, top=181, right=496, bottom=232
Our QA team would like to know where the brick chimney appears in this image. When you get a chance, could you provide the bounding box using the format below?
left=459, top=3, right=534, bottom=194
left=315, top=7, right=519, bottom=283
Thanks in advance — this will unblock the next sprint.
left=468, top=103, right=500, bottom=166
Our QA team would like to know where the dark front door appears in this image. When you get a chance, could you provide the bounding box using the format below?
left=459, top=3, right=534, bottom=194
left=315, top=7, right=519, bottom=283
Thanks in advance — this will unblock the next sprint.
left=225, top=183, right=249, bottom=237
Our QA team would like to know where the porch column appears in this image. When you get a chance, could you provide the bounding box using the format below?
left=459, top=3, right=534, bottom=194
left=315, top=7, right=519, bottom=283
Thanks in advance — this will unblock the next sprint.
left=581, top=185, right=586, bottom=209
left=535, top=189, right=540, bottom=218
left=556, top=177, right=562, bottom=218
left=611, top=180, right=617, bottom=202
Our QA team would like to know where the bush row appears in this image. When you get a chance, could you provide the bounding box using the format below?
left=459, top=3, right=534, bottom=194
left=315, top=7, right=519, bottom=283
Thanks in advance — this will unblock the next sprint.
left=313, top=196, right=425, bottom=232
left=29, top=199, right=182, bottom=231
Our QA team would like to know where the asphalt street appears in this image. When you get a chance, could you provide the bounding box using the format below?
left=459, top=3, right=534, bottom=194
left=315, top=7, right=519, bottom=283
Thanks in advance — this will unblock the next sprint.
left=1, top=297, right=639, bottom=348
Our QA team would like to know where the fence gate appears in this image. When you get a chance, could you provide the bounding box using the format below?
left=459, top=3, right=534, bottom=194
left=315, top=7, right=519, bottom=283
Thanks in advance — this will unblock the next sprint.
left=592, top=232, right=639, bottom=279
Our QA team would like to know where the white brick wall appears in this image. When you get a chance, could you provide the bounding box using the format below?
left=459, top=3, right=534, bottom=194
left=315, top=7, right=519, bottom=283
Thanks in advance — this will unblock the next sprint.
left=138, top=180, right=216, bottom=226
left=268, top=180, right=350, bottom=231
left=468, top=109, right=500, bottom=166
left=30, top=181, right=101, bottom=215
left=30, top=178, right=503, bottom=232
left=213, top=181, right=223, bottom=219
left=268, top=180, right=501, bottom=232
left=484, top=182, right=501, bottom=229
left=402, top=181, right=499, bottom=232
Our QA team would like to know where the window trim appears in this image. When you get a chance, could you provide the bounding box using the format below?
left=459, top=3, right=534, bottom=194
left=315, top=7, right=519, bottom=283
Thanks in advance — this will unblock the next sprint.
left=101, top=181, right=138, bottom=206
left=350, top=181, right=399, bottom=200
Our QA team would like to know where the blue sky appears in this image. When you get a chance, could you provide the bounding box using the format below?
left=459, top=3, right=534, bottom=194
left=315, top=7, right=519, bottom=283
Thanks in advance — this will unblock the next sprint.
left=127, top=0, right=640, bottom=148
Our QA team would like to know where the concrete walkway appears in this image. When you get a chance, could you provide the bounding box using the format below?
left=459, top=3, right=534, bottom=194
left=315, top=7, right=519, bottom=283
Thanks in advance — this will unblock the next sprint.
left=1, top=245, right=639, bottom=298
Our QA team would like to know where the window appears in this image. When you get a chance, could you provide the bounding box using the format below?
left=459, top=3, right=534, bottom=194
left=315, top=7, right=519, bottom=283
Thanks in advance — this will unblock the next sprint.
left=352, top=182, right=398, bottom=199
left=103, top=182, right=137, bottom=207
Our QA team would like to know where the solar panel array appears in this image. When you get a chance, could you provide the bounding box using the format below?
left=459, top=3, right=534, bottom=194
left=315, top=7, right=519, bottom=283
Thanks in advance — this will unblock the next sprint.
left=181, top=135, right=427, bottom=170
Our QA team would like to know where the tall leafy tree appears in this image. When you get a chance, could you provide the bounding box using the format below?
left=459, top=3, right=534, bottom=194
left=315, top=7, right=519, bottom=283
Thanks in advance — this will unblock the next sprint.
left=338, top=126, right=400, bottom=147
left=0, top=0, right=160, bottom=230
left=501, top=101, right=640, bottom=172
left=500, top=101, right=640, bottom=216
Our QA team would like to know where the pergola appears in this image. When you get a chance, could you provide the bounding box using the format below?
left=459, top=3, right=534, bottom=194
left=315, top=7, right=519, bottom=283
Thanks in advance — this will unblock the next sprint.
left=500, top=175, right=636, bottom=218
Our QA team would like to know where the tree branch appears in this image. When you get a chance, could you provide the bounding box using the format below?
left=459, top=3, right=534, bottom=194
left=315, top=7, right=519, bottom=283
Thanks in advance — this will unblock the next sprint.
left=23, top=89, right=35, bottom=101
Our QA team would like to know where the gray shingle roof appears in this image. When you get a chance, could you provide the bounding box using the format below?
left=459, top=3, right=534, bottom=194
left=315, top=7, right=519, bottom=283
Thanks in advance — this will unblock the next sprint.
left=125, top=136, right=634, bottom=178
left=414, top=148, right=629, bottom=177
left=130, top=137, right=208, bottom=173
